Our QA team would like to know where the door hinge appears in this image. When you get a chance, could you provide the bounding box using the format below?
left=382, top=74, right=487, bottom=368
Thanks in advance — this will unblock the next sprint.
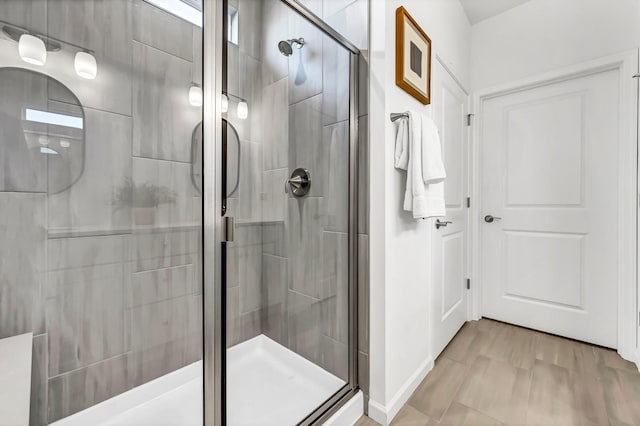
left=466, top=278, right=471, bottom=290
left=466, top=114, right=475, bottom=126
left=466, top=197, right=471, bottom=208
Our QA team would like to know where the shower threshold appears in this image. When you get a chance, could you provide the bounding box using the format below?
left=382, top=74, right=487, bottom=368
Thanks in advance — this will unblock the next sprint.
left=50, top=335, right=345, bottom=425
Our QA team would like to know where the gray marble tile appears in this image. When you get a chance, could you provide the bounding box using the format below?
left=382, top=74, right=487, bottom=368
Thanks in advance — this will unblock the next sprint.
left=289, top=94, right=324, bottom=196
left=261, top=222, right=287, bottom=258
left=234, top=224, right=261, bottom=315
left=324, top=0, right=369, bottom=51
left=358, top=115, right=369, bottom=234
left=263, top=254, right=288, bottom=345
left=322, top=36, right=350, bottom=125
left=226, top=285, right=241, bottom=347
left=321, top=335, right=348, bottom=381
left=287, top=290, right=322, bottom=365
left=130, top=294, right=201, bottom=384
left=226, top=43, right=240, bottom=99
left=262, top=168, right=288, bottom=221
left=129, top=230, right=198, bottom=273
left=323, top=0, right=357, bottom=19
left=263, top=78, right=289, bottom=171
left=47, top=234, right=126, bottom=272
left=48, top=107, right=132, bottom=233
left=322, top=231, right=349, bottom=343
left=287, top=197, right=325, bottom=299
left=324, top=121, right=350, bottom=232
left=30, top=334, right=47, bottom=426
left=297, top=0, right=322, bottom=17
left=0, top=0, right=46, bottom=30
left=226, top=246, right=239, bottom=288
left=47, top=0, right=133, bottom=116
left=46, top=263, right=126, bottom=376
left=238, top=0, right=263, bottom=60
left=358, top=234, right=369, bottom=354
left=132, top=41, right=201, bottom=162
left=193, top=27, right=203, bottom=85
left=261, top=0, right=290, bottom=86
left=237, top=141, right=263, bottom=221
left=133, top=0, right=194, bottom=61
left=238, top=242, right=262, bottom=314
left=0, top=68, right=48, bottom=192
left=240, top=54, right=264, bottom=144
left=288, top=14, right=324, bottom=104
left=47, top=353, right=135, bottom=423
left=131, top=157, right=198, bottom=228
left=0, top=193, right=46, bottom=338
left=128, top=264, right=196, bottom=308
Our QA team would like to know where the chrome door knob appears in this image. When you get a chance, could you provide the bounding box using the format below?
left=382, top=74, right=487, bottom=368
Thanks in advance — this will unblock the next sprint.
left=484, top=215, right=502, bottom=223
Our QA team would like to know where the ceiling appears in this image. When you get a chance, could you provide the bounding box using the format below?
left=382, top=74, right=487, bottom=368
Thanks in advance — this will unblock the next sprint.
left=459, top=0, right=532, bottom=25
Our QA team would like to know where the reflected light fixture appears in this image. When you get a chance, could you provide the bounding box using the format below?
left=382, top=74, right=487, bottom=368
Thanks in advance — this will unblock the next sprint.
left=40, top=147, right=58, bottom=155
left=60, top=140, right=71, bottom=148
left=221, top=94, right=229, bottom=113
left=189, top=85, right=203, bottom=107
left=74, top=51, right=97, bottom=79
left=18, top=34, right=46, bottom=66
left=237, top=101, right=248, bottom=120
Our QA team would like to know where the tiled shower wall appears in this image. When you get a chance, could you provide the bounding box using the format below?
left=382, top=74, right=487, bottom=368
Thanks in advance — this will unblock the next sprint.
left=0, top=1, right=203, bottom=424
left=224, top=0, right=370, bottom=399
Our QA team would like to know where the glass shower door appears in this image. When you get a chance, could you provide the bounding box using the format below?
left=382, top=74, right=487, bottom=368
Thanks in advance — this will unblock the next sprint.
left=222, top=0, right=357, bottom=424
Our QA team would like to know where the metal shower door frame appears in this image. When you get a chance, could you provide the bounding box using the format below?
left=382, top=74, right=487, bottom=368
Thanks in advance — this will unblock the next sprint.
left=203, top=0, right=361, bottom=424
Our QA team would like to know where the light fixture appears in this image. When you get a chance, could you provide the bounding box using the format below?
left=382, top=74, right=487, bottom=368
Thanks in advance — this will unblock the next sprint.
left=189, top=85, right=203, bottom=107
left=60, top=140, right=71, bottom=148
left=74, top=51, right=97, bottom=79
left=237, top=101, right=248, bottom=120
left=38, top=136, right=49, bottom=146
left=25, top=108, right=84, bottom=129
left=18, top=34, right=46, bottom=66
left=40, top=147, right=58, bottom=155
left=221, top=94, right=229, bottom=113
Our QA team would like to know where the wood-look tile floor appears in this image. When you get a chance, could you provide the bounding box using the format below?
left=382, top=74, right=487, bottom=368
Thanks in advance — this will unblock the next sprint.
left=355, top=319, right=640, bottom=426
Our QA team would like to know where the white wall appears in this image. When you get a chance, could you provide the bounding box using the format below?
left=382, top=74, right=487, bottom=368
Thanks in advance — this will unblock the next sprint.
left=470, top=0, right=640, bottom=90
left=368, top=0, right=470, bottom=423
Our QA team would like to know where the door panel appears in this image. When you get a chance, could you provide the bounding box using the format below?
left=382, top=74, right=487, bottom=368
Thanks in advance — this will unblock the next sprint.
left=481, top=69, right=619, bottom=348
left=431, top=61, right=469, bottom=359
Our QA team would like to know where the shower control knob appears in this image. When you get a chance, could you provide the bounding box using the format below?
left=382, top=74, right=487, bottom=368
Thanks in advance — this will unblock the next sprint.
left=285, top=168, right=311, bottom=197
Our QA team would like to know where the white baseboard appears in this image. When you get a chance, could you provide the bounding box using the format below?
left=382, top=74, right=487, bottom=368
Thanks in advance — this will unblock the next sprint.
left=634, top=348, right=640, bottom=372
left=367, top=357, right=434, bottom=426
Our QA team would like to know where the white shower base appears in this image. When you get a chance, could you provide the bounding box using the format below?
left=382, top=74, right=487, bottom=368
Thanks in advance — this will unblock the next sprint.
left=52, top=334, right=349, bottom=426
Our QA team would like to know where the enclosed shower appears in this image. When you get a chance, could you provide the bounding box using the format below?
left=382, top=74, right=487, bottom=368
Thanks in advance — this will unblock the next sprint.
left=0, top=0, right=369, bottom=424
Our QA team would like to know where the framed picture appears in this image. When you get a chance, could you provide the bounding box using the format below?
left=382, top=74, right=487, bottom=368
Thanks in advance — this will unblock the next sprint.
left=396, top=6, right=432, bottom=105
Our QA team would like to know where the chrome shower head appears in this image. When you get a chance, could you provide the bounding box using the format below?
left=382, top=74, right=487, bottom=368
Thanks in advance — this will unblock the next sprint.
left=278, top=38, right=305, bottom=56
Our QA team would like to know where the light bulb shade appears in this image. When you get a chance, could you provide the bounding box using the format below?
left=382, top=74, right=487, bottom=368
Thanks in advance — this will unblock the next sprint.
left=237, top=101, right=248, bottom=119
left=221, top=94, right=229, bottom=113
left=74, top=52, right=97, bottom=79
left=19, top=34, right=46, bottom=66
left=189, top=85, right=203, bottom=107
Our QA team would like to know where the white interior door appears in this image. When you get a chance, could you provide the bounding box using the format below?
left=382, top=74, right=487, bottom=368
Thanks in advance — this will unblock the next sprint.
left=480, top=68, right=621, bottom=348
left=431, top=61, right=469, bottom=359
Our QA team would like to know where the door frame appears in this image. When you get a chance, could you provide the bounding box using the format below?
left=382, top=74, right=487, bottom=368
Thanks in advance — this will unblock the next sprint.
left=468, top=50, right=639, bottom=362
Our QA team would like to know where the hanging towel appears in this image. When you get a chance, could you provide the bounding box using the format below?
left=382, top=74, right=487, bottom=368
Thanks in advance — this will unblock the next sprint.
left=393, top=111, right=447, bottom=219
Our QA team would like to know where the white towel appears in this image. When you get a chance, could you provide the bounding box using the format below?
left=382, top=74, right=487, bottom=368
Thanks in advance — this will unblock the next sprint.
left=394, top=111, right=446, bottom=219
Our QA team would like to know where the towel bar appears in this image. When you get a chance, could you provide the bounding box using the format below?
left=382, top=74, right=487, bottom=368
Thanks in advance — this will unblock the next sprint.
left=390, top=112, right=409, bottom=122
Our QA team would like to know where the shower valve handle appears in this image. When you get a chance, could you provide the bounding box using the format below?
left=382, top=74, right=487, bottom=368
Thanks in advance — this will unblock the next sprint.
left=285, top=168, right=311, bottom=197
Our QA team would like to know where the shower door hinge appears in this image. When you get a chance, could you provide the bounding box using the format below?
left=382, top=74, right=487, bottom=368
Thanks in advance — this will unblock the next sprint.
left=466, top=114, right=475, bottom=126
left=466, top=197, right=471, bottom=208
left=223, top=216, right=235, bottom=242
left=466, top=278, right=471, bottom=290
